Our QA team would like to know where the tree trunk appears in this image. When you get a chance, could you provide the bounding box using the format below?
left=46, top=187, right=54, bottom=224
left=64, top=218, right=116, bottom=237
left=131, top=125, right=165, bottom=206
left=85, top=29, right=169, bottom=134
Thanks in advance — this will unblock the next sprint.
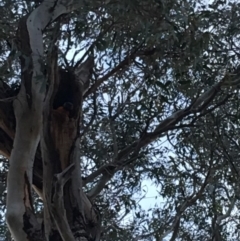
left=5, top=1, right=101, bottom=241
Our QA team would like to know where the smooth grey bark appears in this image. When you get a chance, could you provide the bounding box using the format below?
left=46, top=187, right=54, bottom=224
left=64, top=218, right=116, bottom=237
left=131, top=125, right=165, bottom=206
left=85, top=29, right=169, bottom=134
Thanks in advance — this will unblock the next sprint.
left=5, top=1, right=99, bottom=241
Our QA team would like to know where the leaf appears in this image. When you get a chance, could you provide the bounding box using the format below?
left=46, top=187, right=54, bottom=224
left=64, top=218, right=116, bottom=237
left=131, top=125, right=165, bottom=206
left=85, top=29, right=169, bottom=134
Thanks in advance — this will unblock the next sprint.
left=135, top=108, right=141, bottom=119
left=164, top=81, right=172, bottom=87
left=178, top=80, right=191, bottom=85
left=156, top=81, right=166, bottom=89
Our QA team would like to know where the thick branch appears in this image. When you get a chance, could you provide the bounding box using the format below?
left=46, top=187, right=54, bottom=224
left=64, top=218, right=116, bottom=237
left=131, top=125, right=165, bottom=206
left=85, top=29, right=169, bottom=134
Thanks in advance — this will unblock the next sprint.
left=51, top=165, right=75, bottom=241
left=6, top=1, right=87, bottom=240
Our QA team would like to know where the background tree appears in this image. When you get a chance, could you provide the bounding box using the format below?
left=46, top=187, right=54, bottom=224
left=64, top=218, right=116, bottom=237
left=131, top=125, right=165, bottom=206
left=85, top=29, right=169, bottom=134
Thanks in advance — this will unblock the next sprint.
left=0, top=0, right=240, bottom=240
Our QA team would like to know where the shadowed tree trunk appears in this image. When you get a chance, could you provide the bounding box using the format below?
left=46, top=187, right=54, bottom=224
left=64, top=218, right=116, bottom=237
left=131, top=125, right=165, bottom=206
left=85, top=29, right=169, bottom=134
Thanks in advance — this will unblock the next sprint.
left=4, top=1, right=100, bottom=241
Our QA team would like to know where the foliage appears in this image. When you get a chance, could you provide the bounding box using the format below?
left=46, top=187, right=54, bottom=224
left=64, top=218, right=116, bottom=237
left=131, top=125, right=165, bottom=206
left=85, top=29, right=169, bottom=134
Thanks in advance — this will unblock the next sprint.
left=1, top=0, right=240, bottom=240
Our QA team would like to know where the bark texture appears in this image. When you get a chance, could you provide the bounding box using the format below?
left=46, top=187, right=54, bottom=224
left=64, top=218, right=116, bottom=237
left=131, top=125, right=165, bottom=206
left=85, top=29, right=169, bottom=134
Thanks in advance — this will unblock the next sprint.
left=4, top=1, right=100, bottom=241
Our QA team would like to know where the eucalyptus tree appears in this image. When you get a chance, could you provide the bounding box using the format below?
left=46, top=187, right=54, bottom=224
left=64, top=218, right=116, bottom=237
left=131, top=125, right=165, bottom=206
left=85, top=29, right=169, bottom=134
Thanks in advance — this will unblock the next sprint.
left=0, top=0, right=240, bottom=240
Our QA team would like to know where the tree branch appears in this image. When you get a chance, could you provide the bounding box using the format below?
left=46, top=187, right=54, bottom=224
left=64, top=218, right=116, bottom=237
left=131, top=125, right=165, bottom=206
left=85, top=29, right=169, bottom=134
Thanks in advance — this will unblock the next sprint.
left=84, top=43, right=144, bottom=97
left=51, top=165, right=75, bottom=241
left=87, top=79, right=226, bottom=198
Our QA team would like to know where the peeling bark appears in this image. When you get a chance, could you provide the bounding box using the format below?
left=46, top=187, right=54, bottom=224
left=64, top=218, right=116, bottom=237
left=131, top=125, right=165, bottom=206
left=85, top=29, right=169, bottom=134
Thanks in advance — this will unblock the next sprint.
left=5, top=1, right=100, bottom=241
left=6, top=10, right=45, bottom=241
left=41, top=43, right=96, bottom=240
